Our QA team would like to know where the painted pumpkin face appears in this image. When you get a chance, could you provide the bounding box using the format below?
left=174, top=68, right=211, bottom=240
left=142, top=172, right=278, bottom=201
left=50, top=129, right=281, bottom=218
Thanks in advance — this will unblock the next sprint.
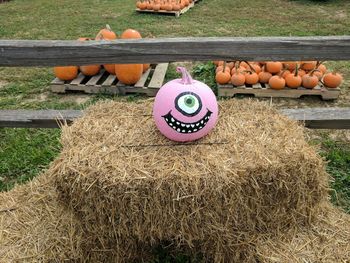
left=153, top=67, right=218, bottom=142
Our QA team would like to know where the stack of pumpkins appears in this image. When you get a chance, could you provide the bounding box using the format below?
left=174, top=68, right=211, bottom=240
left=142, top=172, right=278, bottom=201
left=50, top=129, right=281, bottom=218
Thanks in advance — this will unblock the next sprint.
left=136, top=0, right=192, bottom=11
left=215, top=61, right=343, bottom=89
left=54, top=25, right=150, bottom=85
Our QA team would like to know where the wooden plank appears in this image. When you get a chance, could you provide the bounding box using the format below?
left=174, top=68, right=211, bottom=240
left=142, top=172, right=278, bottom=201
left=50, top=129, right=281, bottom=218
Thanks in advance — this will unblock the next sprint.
left=85, top=70, right=104, bottom=86
left=148, top=63, right=168, bottom=88
left=1, top=107, right=350, bottom=129
left=280, top=108, right=350, bottom=129
left=134, top=68, right=151, bottom=88
left=1, top=36, right=350, bottom=66
left=0, top=110, right=82, bottom=128
left=70, top=73, right=85, bottom=85
left=51, top=78, right=65, bottom=85
left=102, top=74, right=117, bottom=86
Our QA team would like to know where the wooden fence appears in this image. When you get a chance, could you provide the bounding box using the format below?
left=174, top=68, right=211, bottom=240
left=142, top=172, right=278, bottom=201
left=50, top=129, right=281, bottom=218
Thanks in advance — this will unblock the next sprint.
left=0, top=36, right=350, bottom=129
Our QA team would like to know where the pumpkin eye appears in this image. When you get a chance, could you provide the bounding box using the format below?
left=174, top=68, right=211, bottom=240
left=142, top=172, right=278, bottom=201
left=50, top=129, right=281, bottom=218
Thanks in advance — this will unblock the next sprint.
left=175, top=92, right=202, bottom=117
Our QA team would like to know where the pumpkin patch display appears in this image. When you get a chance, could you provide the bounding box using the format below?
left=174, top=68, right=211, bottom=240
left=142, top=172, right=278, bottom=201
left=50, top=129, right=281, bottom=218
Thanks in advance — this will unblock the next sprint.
left=52, top=26, right=147, bottom=85
left=135, top=0, right=191, bottom=12
left=214, top=61, right=344, bottom=89
left=153, top=67, right=218, bottom=142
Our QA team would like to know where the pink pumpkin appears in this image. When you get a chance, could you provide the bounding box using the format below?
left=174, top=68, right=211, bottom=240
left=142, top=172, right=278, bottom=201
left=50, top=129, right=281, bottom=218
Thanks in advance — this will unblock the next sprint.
left=153, top=67, right=218, bottom=142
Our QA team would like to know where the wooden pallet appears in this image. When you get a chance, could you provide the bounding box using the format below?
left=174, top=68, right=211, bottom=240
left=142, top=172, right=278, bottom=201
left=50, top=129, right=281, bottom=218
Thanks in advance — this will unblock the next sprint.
left=51, top=63, right=169, bottom=96
left=217, top=82, right=340, bottom=100
left=136, top=0, right=200, bottom=17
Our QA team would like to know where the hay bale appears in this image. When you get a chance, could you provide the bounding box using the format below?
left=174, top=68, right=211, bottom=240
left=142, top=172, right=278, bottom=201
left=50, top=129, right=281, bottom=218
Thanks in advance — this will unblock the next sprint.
left=51, top=99, right=331, bottom=261
left=256, top=204, right=350, bottom=262
left=0, top=174, right=84, bottom=261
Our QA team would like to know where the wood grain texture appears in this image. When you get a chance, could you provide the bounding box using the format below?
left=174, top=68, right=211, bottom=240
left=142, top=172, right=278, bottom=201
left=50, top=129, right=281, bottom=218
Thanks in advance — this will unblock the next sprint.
left=0, top=110, right=82, bottom=128
left=1, top=107, right=350, bottom=129
left=1, top=36, right=349, bottom=66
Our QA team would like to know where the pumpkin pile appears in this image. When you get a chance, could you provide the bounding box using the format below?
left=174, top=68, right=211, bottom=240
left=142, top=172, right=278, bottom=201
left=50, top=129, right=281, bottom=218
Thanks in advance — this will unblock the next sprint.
left=136, top=0, right=192, bottom=11
left=54, top=25, right=150, bottom=85
left=214, top=61, right=343, bottom=89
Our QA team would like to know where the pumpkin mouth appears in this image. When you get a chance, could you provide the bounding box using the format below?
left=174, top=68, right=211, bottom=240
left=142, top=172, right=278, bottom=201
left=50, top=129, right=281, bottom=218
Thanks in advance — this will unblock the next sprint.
left=162, top=110, right=212, bottom=134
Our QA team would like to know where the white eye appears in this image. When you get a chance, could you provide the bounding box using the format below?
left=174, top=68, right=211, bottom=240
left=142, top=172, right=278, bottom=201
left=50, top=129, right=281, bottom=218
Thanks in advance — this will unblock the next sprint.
left=175, top=92, right=202, bottom=116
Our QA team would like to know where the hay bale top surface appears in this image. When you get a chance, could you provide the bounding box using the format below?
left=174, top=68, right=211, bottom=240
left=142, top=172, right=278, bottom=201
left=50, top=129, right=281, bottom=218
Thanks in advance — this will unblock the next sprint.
left=58, top=99, right=317, bottom=184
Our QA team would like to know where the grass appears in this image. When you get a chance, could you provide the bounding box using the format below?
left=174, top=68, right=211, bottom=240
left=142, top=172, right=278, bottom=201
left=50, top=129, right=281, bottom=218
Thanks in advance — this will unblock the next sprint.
left=0, top=0, right=349, bottom=260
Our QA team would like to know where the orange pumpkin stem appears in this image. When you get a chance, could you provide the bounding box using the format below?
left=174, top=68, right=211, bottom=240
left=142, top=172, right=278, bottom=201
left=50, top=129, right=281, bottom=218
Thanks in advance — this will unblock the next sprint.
left=294, top=64, right=299, bottom=77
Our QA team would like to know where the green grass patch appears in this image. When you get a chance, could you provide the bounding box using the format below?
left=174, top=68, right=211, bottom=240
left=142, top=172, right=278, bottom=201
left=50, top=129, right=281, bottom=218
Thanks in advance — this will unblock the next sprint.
left=0, top=128, right=61, bottom=191
left=320, top=139, right=350, bottom=213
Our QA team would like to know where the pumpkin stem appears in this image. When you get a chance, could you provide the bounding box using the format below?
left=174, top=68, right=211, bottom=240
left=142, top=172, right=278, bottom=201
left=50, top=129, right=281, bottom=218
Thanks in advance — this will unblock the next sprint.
left=106, top=24, right=112, bottom=31
left=244, top=61, right=256, bottom=73
left=176, top=67, right=194, bottom=85
left=294, top=64, right=299, bottom=77
left=309, top=69, right=320, bottom=76
left=222, top=61, right=226, bottom=73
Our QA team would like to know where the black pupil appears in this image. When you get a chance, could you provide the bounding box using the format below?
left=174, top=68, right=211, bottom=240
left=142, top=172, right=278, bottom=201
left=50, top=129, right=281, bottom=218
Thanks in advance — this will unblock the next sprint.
left=186, top=98, right=193, bottom=104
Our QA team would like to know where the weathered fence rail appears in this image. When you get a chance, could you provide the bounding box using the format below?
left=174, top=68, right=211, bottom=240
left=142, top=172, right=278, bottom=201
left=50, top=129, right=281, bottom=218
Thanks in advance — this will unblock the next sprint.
left=1, top=36, right=350, bottom=66
left=0, top=36, right=350, bottom=129
left=1, top=108, right=350, bottom=129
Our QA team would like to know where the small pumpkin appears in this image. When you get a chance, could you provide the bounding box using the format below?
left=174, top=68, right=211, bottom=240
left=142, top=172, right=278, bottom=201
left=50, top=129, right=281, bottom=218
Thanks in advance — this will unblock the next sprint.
left=323, top=72, right=343, bottom=88
left=95, top=24, right=117, bottom=40
left=301, top=61, right=317, bottom=71
left=143, top=64, right=151, bottom=73
left=266, top=61, right=283, bottom=74
left=285, top=65, right=302, bottom=89
left=244, top=71, right=259, bottom=85
left=269, top=75, right=285, bottom=90
left=104, top=64, right=116, bottom=75
left=302, top=70, right=319, bottom=89
left=54, top=66, right=79, bottom=81
left=115, top=64, right=143, bottom=85
left=216, top=62, right=231, bottom=85
left=258, top=66, right=272, bottom=84
left=121, top=29, right=142, bottom=39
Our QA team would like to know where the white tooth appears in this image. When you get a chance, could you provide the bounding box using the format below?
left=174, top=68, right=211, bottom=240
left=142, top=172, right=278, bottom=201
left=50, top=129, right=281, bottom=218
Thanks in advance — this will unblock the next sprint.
left=191, top=124, right=195, bottom=128
left=182, top=130, right=186, bottom=133
left=199, top=126, right=203, bottom=129
left=171, top=118, right=175, bottom=122
left=176, top=122, right=180, bottom=125
left=208, top=116, right=210, bottom=119
left=201, top=120, right=204, bottom=124
left=169, top=123, right=173, bottom=126
left=193, top=129, right=197, bottom=132
left=186, top=124, right=190, bottom=128
left=188, top=131, right=192, bottom=133
left=177, top=128, right=181, bottom=132
left=196, top=123, right=200, bottom=126
left=173, top=126, right=176, bottom=130
left=165, top=118, right=169, bottom=122
left=181, top=123, right=185, bottom=127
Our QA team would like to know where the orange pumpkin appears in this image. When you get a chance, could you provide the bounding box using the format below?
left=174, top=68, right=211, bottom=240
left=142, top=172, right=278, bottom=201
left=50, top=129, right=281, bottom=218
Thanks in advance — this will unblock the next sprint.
left=80, top=65, right=100, bottom=76
left=231, top=72, right=245, bottom=86
left=104, top=64, right=116, bottom=75
left=54, top=66, right=78, bottom=81
left=115, top=64, right=143, bottom=85
left=95, top=24, right=117, bottom=40
left=301, top=61, right=317, bottom=71
left=143, top=64, right=151, bottom=73
left=302, top=71, right=319, bottom=89
left=317, top=64, right=327, bottom=74
left=258, top=70, right=272, bottom=84
left=269, top=75, right=285, bottom=90
left=266, top=61, right=283, bottom=74
left=244, top=71, right=259, bottom=85
left=285, top=65, right=302, bottom=89
left=323, top=72, right=343, bottom=88
left=121, top=29, right=142, bottom=39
